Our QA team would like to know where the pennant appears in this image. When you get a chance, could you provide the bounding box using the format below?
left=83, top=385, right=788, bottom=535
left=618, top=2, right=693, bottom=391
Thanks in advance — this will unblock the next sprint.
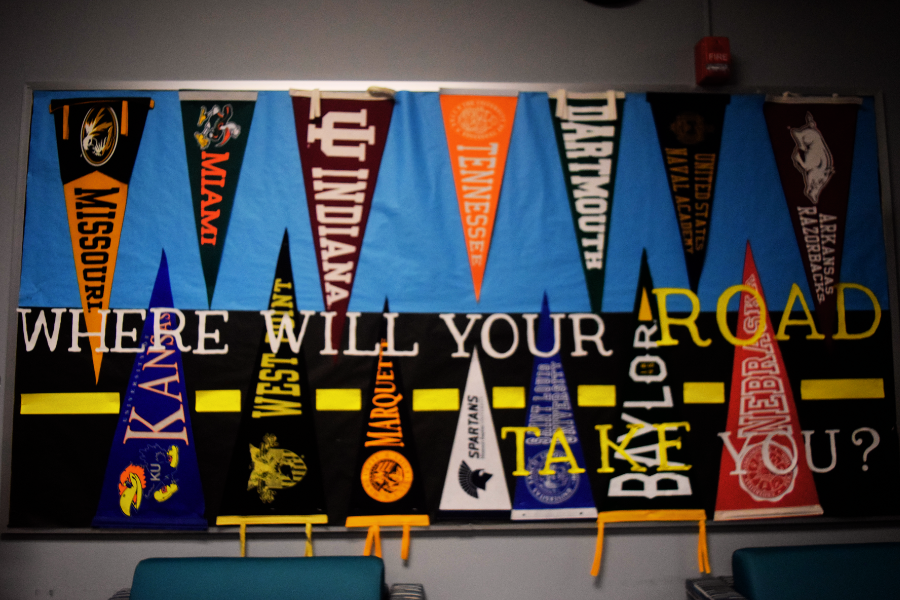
left=345, top=303, right=429, bottom=558
left=49, top=97, right=154, bottom=382
left=179, top=92, right=257, bottom=307
left=509, top=295, right=597, bottom=520
left=216, top=231, right=327, bottom=529
left=291, top=90, right=394, bottom=353
left=440, top=91, right=518, bottom=301
left=646, top=93, right=729, bottom=292
left=438, top=349, right=511, bottom=513
left=763, top=95, right=861, bottom=338
left=713, top=243, right=823, bottom=520
left=92, top=252, right=206, bottom=529
left=547, top=90, right=625, bottom=313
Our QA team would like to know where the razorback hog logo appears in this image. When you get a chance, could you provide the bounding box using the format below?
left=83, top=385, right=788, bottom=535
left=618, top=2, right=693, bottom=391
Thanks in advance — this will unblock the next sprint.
left=790, top=111, right=834, bottom=204
left=194, top=104, right=241, bottom=150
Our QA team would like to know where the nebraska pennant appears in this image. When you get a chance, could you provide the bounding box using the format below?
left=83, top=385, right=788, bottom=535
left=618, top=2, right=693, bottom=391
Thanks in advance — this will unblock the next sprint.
left=438, top=349, right=511, bottom=513
left=508, top=295, right=597, bottom=520
left=92, top=252, right=206, bottom=529
left=49, top=97, right=154, bottom=383
left=440, top=91, right=518, bottom=301
left=763, top=95, right=862, bottom=338
left=216, top=231, right=327, bottom=527
left=547, top=91, right=625, bottom=313
left=647, top=93, right=729, bottom=292
left=291, top=90, right=394, bottom=353
left=179, top=92, right=257, bottom=307
left=714, top=243, right=823, bottom=520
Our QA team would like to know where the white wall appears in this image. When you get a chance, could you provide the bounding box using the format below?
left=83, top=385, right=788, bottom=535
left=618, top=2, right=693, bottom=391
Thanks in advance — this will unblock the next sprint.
left=2, top=1, right=900, bottom=598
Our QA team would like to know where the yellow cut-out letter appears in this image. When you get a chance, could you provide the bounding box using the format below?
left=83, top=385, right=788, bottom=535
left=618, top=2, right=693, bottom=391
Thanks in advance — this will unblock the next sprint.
left=595, top=423, right=647, bottom=473
left=776, top=283, right=824, bottom=340
left=716, top=285, right=767, bottom=346
left=501, top=426, right=541, bottom=476
left=538, top=428, right=586, bottom=475
left=653, top=422, right=692, bottom=471
left=833, top=283, right=881, bottom=340
left=653, top=288, right=711, bottom=347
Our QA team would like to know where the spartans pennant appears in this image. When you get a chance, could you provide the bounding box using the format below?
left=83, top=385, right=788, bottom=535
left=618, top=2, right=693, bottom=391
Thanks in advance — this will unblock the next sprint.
left=763, top=96, right=862, bottom=339
left=440, top=92, right=518, bottom=302
left=291, top=90, right=394, bottom=354
left=714, top=243, right=822, bottom=520
left=49, top=97, right=154, bottom=383
left=179, top=92, right=257, bottom=307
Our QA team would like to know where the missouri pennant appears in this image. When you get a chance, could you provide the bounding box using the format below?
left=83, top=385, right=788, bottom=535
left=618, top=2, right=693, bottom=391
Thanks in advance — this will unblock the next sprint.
left=440, top=91, right=518, bottom=302
left=92, top=252, right=206, bottom=529
left=216, top=231, right=327, bottom=527
left=714, top=243, right=823, bottom=520
left=291, top=90, right=394, bottom=353
left=179, top=92, right=257, bottom=307
left=49, top=97, right=154, bottom=383
left=647, top=93, right=729, bottom=292
left=548, top=91, right=625, bottom=313
left=763, top=95, right=862, bottom=338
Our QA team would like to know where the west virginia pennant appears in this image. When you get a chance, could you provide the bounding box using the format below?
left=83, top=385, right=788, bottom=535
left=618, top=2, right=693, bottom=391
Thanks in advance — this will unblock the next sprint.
left=49, top=97, right=154, bottom=383
left=92, top=252, right=206, bottom=529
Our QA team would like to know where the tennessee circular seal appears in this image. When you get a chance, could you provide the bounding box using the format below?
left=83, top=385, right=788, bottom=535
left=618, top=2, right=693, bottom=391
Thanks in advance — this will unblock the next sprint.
left=449, top=99, right=507, bottom=141
left=361, top=450, right=414, bottom=503
left=738, top=439, right=797, bottom=502
left=525, top=449, right=579, bottom=504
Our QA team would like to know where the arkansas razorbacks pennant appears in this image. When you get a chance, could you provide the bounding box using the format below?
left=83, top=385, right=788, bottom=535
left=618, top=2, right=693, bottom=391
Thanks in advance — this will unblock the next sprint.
left=179, top=92, right=257, bottom=307
left=291, top=89, right=394, bottom=354
left=547, top=91, right=625, bottom=313
left=92, top=252, right=206, bottom=529
left=440, top=92, right=518, bottom=302
left=216, top=231, right=327, bottom=530
left=763, top=95, right=862, bottom=339
left=646, top=93, right=729, bottom=292
left=49, top=97, right=154, bottom=383
left=714, top=243, right=822, bottom=520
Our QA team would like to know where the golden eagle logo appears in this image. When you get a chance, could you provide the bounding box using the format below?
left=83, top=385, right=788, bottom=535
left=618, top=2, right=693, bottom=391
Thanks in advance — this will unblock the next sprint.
left=247, top=434, right=307, bottom=503
left=80, top=106, right=119, bottom=167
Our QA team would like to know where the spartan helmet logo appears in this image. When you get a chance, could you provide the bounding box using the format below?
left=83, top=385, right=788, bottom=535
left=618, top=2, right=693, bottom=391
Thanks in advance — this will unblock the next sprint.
left=458, top=461, right=492, bottom=499
left=248, top=434, right=307, bottom=503
left=80, top=106, right=119, bottom=166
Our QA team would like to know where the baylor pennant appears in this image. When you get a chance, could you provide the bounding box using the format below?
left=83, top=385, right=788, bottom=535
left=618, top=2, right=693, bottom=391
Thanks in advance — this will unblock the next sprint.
left=49, top=97, right=154, bottom=383
left=92, top=252, right=206, bottom=529
left=179, top=92, right=257, bottom=307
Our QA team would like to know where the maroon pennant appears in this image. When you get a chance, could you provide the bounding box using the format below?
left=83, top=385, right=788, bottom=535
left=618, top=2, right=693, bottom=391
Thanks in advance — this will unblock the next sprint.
left=763, top=96, right=861, bottom=338
left=291, top=90, right=395, bottom=353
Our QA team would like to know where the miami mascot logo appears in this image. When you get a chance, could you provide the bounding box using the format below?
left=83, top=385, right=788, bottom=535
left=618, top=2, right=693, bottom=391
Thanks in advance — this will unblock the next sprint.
left=117, top=444, right=181, bottom=516
left=80, top=106, right=119, bottom=167
left=194, top=104, right=241, bottom=150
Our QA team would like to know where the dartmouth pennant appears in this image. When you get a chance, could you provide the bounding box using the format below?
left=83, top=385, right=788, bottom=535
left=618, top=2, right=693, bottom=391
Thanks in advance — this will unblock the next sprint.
left=763, top=95, right=861, bottom=338
left=49, top=96, right=154, bottom=383
left=92, top=252, right=206, bottom=529
left=179, top=92, right=256, bottom=307
left=217, top=231, right=327, bottom=526
left=291, top=90, right=394, bottom=353
left=548, top=91, right=625, bottom=313
left=647, top=93, right=729, bottom=292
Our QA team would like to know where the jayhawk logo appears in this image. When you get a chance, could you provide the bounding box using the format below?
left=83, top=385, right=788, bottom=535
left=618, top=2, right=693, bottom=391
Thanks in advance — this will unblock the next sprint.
left=117, top=444, right=181, bottom=516
left=194, top=104, right=241, bottom=149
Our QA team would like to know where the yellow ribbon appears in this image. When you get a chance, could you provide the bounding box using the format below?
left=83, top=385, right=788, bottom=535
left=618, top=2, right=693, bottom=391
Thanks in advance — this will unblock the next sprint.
left=591, top=509, right=710, bottom=577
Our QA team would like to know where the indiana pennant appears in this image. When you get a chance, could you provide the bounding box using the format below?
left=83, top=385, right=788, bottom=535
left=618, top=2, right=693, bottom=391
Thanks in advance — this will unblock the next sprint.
left=713, top=243, right=823, bottom=520
left=438, top=349, right=511, bottom=513
left=508, top=294, right=597, bottom=520
left=290, top=89, right=394, bottom=354
left=92, top=252, right=206, bottom=529
left=547, top=90, right=625, bottom=313
left=345, top=302, right=429, bottom=558
left=49, top=97, right=154, bottom=383
left=216, top=231, right=327, bottom=530
left=440, top=91, right=518, bottom=301
left=763, top=95, right=862, bottom=338
left=179, top=92, right=257, bottom=307
left=647, top=93, right=729, bottom=292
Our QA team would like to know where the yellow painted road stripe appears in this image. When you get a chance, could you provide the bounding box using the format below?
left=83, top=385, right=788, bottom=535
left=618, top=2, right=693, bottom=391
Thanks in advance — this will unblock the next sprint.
left=801, top=378, right=884, bottom=400
left=577, top=385, right=616, bottom=407
left=683, top=382, right=726, bottom=404
left=413, top=388, right=459, bottom=411
left=20, top=392, right=120, bottom=415
left=316, top=388, right=362, bottom=411
left=492, top=386, right=526, bottom=409
left=195, top=389, right=241, bottom=412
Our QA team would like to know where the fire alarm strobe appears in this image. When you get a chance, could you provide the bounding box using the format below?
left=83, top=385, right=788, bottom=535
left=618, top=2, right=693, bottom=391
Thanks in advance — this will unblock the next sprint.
left=695, top=36, right=731, bottom=85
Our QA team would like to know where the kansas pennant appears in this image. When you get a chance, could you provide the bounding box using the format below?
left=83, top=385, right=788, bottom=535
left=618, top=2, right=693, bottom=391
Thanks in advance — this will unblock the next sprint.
left=647, top=93, right=729, bottom=292
left=763, top=95, right=861, bottom=338
left=548, top=90, right=625, bottom=313
left=216, top=231, right=327, bottom=527
left=438, top=349, right=511, bottom=513
left=179, top=92, right=256, bottom=307
left=714, top=243, right=823, bottom=520
left=49, top=97, right=154, bottom=382
left=508, top=295, right=597, bottom=520
left=92, top=252, right=206, bottom=529
left=291, top=89, right=394, bottom=353
left=440, top=91, right=518, bottom=301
